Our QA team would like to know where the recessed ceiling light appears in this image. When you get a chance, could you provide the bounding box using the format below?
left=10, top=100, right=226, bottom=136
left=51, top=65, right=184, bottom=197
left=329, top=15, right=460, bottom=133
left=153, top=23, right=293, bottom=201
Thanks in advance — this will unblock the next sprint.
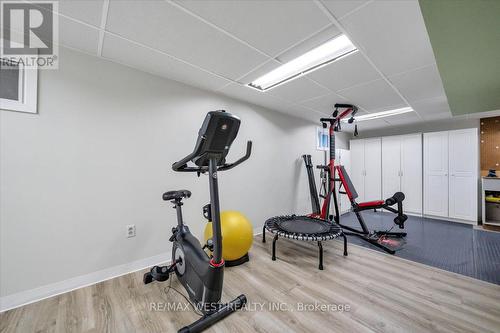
left=343, top=107, right=414, bottom=122
left=248, top=34, right=357, bottom=92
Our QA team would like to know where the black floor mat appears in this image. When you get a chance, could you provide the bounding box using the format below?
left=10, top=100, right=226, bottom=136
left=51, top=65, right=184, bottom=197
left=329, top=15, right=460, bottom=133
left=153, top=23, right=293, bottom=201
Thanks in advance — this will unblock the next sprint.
left=340, top=211, right=500, bottom=285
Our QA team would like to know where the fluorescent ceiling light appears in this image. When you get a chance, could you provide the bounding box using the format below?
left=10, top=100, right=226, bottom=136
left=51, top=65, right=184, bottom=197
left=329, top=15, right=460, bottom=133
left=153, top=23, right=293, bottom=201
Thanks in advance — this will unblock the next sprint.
left=248, top=34, right=357, bottom=91
left=343, top=107, right=414, bottom=122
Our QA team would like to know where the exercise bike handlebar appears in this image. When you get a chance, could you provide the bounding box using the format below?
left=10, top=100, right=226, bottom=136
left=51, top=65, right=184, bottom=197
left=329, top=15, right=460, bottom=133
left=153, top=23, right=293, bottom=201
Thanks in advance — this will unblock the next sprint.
left=172, top=141, right=252, bottom=173
left=218, top=141, right=252, bottom=171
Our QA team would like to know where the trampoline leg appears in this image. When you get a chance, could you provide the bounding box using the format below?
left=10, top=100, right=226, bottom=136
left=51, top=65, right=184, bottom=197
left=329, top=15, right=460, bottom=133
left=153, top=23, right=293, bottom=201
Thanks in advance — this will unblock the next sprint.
left=272, top=234, right=278, bottom=261
left=342, top=233, right=348, bottom=256
left=318, top=241, right=324, bottom=270
left=262, top=225, right=266, bottom=243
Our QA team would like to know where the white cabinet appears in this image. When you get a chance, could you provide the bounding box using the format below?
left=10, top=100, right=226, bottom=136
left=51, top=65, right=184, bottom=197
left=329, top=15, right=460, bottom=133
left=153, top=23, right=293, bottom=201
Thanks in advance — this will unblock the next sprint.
left=350, top=129, right=477, bottom=223
left=382, top=134, right=422, bottom=215
left=382, top=136, right=401, bottom=200
left=350, top=140, right=365, bottom=201
left=350, top=138, right=382, bottom=202
left=335, top=148, right=351, bottom=214
left=424, top=131, right=449, bottom=217
left=423, top=129, right=478, bottom=222
left=364, top=139, right=383, bottom=201
left=448, top=129, right=478, bottom=221
left=401, top=134, right=423, bottom=214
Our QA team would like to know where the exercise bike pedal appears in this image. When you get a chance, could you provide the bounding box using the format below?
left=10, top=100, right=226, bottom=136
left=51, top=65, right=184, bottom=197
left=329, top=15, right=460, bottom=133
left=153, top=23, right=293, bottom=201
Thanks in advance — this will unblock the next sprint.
left=144, top=265, right=171, bottom=284
left=143, top=272, right=154, bottom=285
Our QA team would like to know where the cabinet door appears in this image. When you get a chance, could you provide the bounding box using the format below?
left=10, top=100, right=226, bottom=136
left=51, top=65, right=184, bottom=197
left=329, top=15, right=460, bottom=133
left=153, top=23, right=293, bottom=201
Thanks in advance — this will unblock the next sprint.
left=424, top=132, right=449, bottom=217
left=382, top=136, right=401, bottom=200
left=401, top=134, right=423, bottom=214
left=449, top=129, right=478, bottom=221
left=350, top=140, right=365, bottom=202
left=364, top=138, right=382, bottom=201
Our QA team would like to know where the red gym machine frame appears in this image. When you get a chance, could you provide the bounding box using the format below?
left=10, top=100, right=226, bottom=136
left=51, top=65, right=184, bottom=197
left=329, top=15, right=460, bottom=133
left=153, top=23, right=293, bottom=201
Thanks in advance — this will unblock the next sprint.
left=307, top=103, right=357, bottom=221
left=305, top=104, right=408, bottom=254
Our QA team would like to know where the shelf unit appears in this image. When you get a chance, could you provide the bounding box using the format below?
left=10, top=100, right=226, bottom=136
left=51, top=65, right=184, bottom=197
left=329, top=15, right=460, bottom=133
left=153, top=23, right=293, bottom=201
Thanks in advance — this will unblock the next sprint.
left=482, top=177, right=500, bottom=226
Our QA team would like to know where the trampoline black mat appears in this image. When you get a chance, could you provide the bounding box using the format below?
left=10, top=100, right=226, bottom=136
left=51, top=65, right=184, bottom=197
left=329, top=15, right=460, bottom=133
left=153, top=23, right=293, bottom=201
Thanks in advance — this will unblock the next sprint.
left=275, top=216, right=332, bottom=234
left=265, top=215, right=343, bottom=241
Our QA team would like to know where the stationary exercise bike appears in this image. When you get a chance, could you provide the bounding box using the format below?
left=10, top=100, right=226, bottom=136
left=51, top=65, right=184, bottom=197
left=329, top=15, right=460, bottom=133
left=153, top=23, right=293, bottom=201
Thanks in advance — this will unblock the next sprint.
left=144, top=111, right=252, bottom=333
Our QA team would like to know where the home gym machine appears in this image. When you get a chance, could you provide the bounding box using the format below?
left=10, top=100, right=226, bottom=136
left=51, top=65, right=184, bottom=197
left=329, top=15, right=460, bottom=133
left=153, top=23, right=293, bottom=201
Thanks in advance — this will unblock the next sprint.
left=143, top=111, right=252, bottom=333
left=304, top=103, right=408, bottom=254
left=262, top=107, right=351, bottom=270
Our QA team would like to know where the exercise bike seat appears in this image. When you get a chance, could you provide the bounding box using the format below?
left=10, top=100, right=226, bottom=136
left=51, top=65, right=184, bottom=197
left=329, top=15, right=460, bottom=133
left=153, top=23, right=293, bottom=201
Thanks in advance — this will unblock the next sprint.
left=163, top=190, right=192, bottom=201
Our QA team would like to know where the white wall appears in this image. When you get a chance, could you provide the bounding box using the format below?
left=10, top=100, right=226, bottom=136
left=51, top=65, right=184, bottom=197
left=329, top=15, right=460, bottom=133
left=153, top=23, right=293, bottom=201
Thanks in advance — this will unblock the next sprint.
left=0, top=48, right=349, bottom=302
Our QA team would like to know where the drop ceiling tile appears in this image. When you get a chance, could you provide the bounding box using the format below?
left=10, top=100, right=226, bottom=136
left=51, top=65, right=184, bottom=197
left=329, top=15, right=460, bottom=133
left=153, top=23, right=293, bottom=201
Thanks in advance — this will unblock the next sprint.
left=236, top=59, right=281, bottom=85
left=220, top=83, right=322, bottom=122
left=389, top=64, right=446, bottom=102
left=410, top=94, right=452, bottom=116
left=337, top=79, right=405, bottom=111
left=356, top=119, right=390, bottom=131
left=57, top=16, right=100, bottom=54
left=321, top=0, right=370, bottom=20
left=267, top=78, right=331, bottom=104
left=341, top=0, right=436, bottom=76
left=300, top=92, right=350, bottom=114
left=220, top=83, right=295, bottom=113
left=276, top=25, right=341, bottom=63
left=174, top=0, right=331, bottom=57
left=285, top=105, right=326, bottom=122
left=57, top=0, right=104, bottom=27
left=106, top=0, right=268, bottom=80
left=421, top=112, right=452, bottom=121
left=102, top=34, right=231, bottom=91
left=383, top=112, right=422, bottom=126
left=307, top=52, right=381, bottom=92
left=14, top=5, right=100, bottom=54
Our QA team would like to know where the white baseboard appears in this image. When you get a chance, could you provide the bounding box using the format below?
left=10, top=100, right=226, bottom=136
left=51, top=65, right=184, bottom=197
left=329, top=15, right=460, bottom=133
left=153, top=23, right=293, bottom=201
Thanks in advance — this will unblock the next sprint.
left=0, top=251, right=171, bottom=313
left=423, top=214, right=477, bottom=225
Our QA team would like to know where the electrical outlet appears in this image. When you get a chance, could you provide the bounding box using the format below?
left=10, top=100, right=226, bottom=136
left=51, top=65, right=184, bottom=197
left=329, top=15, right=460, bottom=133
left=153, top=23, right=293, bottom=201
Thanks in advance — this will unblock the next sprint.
left=126, top=224, right=136, bottom=238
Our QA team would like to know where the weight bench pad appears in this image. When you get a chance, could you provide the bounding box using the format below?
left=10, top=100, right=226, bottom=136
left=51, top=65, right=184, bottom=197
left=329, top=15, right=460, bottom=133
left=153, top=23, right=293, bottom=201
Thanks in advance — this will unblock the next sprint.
left=357, top=200, right=385, bottom=208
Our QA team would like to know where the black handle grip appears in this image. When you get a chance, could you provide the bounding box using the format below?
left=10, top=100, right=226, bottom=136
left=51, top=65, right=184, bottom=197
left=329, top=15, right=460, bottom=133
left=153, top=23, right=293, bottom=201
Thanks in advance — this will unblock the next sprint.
left=172, top=141, right=252, bottom=173
left=217, top=141, right=252, bottom=171
left=385, top=192, right=405, bottom=206
left=320, top=117, right=335, bottom=123
left=334, top=103, right=357, bottom=110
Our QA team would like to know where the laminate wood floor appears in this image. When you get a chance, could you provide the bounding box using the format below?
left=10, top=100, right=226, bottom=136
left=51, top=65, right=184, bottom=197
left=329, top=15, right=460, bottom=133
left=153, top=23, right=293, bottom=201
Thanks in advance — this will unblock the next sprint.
left=1, top=236, right=500, bottom=333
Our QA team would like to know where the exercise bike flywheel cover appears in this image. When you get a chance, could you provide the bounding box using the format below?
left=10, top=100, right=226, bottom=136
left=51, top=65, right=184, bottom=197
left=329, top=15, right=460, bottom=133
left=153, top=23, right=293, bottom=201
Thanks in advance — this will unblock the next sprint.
left=274, top=215, right=332, bottom=234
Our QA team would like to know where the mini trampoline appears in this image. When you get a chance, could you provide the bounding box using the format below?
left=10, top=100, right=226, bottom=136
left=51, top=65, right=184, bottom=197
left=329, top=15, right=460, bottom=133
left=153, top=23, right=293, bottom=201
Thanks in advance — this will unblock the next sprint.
left=263, top=215, right=347, bottom=270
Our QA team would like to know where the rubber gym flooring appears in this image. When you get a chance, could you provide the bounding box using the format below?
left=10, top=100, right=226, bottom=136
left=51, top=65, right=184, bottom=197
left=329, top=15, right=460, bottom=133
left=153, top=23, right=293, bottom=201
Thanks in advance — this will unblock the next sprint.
left=340, top=211, right=500, bottom=285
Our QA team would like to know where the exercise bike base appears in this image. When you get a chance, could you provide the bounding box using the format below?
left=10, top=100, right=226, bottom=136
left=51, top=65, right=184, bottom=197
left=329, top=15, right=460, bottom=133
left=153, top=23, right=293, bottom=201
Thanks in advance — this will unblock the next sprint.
left=178, top=294, right=247, bottom=333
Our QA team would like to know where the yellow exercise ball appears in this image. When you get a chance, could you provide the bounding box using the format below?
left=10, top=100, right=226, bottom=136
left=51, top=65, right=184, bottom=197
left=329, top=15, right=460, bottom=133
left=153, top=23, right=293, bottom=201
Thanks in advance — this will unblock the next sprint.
left=204, top=211, right=253, bottom=263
